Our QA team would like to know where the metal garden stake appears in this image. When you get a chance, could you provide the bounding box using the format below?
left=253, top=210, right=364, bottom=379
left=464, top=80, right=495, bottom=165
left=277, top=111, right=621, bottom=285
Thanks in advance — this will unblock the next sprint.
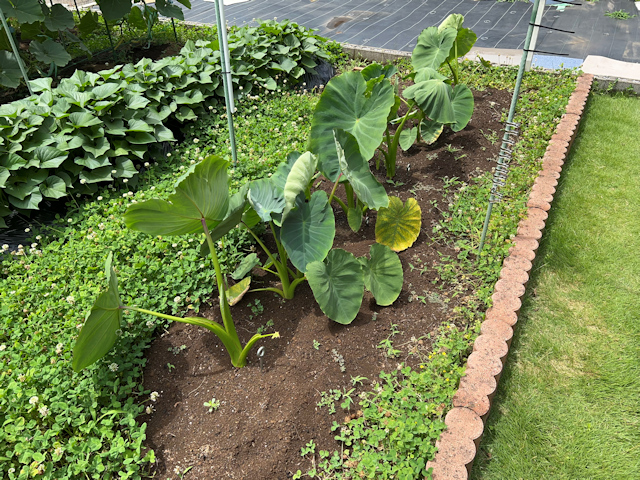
left=0, top=6, right=33, bottom=95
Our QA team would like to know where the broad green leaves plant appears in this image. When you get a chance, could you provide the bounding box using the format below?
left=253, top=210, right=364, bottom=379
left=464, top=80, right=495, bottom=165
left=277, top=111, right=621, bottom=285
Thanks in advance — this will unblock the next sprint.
left=0, top=20, right=335, bottom=226
left=373, top=14, right=478, bottom=177
left=73, top=156, right=279, bottom=370
left=308, top=70, right=395, bottom=181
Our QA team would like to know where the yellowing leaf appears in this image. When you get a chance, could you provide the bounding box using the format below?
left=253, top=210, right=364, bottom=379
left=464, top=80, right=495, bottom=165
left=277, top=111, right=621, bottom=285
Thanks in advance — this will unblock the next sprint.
left=375, top=196, right=421, bottom=252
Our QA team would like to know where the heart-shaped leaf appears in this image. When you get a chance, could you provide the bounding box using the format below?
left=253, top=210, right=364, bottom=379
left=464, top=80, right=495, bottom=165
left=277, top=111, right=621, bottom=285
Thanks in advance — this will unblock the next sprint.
left=40, top=175, right=67, bottom=199
left=30, top=38, right=72, bottom=67
left=125, top=155, right=230, bottom=236
left=438, top=14, right=477, bottom=61
left=411, top=26, right=457, bottom=71
left=73, top=252, right=124, bottom=372
left=280, top=191, right=335, bottom=272
left=334, top=129, right=388, bottom=210
left=375, top=196, right=422, bottom=252
left=35, top=146, right=67, bottom=168
left=399, top=127, right=418, bottom=151
left=306, top=248, right=364, bottom=325
left=450, top=84, right=474, bottom=132
left=308, top=71, right=395, bottom=181
left=78, top=11, right=99, bottom=37
left=403, top=79, right=455, bottom=125
left=247, top=177, right=285, bottom=223
left=360, top=243, right=403, bottom=306
left=347, top=207, right=363, bottom=232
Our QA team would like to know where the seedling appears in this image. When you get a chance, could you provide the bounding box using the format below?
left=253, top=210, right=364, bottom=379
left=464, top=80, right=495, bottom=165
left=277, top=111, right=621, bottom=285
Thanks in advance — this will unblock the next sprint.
left=204, top=398, right=221, bottom=413
left=313, top=339, right=321, bottom=350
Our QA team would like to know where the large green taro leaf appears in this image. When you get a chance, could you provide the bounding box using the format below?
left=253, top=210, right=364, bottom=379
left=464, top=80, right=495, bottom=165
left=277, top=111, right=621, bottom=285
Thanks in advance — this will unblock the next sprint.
left=308, top=71, right=394, bottom=181
left=412, top=27, right=457, bottom=71
left=281, top=191, right=335, bottom=272
left=334, top=129, right=388, bottom=210
left=361, top=63, right=398, bottom=81
left=155, top=0, right=186, bottom=21
left=306, top=248, right=364, bottom=325
left=403, top=79, right=455, bottom=125
left=360, top=243, right=403, bottom=306
left=271, top=151, right=300, bottom=192
left=450, top=84, right=474, bottom=132
left=124, top=155, right=229, bottom=236
left=30, top=38, right=72, bottom=67
left=282, top=151, right=317, bottom=221
left=375, top=196, right=422, bottom=252
left=209, top=184, right=249, bottom=242
left=72, top=252, right=123, bottom=372
left=248, top=177, right=285, bottom=223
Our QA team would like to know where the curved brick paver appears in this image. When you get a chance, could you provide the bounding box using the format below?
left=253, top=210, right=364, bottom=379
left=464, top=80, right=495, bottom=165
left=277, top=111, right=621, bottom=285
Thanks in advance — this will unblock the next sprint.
left=425, top=73, right=594, bottom=479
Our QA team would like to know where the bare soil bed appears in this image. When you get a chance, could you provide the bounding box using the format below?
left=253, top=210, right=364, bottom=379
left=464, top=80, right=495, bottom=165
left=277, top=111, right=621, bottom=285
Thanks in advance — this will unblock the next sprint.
left=140, top=87, right=512, bottom=479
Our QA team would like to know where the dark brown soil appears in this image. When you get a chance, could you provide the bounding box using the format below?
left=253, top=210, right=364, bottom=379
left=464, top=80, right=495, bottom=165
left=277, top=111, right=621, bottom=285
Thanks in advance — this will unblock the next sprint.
left=140, top=87, right=512, bottom=479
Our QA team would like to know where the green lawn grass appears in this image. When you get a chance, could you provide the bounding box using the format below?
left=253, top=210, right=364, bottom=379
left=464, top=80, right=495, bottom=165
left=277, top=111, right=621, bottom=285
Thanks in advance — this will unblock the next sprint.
left=472, top=91, right=640, bottom=479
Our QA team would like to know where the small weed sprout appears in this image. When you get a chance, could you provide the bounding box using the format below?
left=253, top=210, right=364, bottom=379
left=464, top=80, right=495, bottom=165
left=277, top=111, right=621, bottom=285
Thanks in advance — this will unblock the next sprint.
left=256, top=319, right=274, bottom=335
left=313, top=339, right=321, bottom=350
left=168, top=344, right=187, bottom=355
left=204, top=398, right=221, bottom=413
left=166, top=363, right=176, bottom=372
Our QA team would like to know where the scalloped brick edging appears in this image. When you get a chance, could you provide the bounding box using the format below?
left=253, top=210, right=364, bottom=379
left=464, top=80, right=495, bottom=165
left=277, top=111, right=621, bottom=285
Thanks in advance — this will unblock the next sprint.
left=425, top=73, right=595, bottom=480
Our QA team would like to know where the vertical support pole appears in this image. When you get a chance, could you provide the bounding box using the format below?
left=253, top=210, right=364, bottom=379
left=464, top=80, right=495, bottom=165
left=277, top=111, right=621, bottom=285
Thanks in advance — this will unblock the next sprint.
left=212, top=0, right=238, bottom=164
left=525, top=0, right=546, bottom=71
left=103, top=15, right=116, bottom=62
left=0, top=7, right=34, bottom=96
left=171, top=18, right=178, bottom=42
left=477, top=0, right=543, bottom=255
left=72, top=0, right=82, bottom=19
left=217, top=2, right=235, bottom=114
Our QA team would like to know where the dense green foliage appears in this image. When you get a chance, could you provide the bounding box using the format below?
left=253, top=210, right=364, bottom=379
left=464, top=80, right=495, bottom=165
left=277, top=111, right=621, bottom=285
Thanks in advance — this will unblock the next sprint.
left=0, top=20, right=332, bottom=227
left=0, top=88, right=316, bottom=479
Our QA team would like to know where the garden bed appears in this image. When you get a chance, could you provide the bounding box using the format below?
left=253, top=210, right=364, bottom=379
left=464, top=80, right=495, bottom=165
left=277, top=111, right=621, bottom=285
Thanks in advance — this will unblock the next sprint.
left=140, top=88, right=513, bottom=478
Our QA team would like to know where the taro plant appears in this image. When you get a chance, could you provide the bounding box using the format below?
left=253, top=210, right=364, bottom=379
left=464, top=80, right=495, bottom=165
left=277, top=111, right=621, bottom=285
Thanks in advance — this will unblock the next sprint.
left=72, top=155, right=279, bottom=371
left=240, top=147, right=403, bottom=325
left=308, top=70, right=395, bottom=230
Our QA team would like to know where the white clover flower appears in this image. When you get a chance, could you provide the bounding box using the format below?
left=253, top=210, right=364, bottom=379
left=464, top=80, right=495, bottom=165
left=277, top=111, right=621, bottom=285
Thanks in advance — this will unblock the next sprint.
left=56, top=343, right=64, bottom=354
left=167, top=153, right=171, bottom=157
left=174, top=296, right=181, bottom=303
left=80, top=179, right=87, bottom=185
left=98, top=223, right=105, bottom=230
left=38, top=405, right=50, bottom=417
left=209, top=105, right=213, bottom=110
left=198, top=156, right=204, bottom=161
left=66, top=296, right=75, bottom=305
left=144, top=162, right=150, bottom=167
left=109, top=363, right=119, bottom=372
left=24, top=228, right=30, bottom=233
left=190, top=160, right=195, bottom=165
left=193, top=138, right=199, bottom=144
left=68, top=218, right=73, bottom=223
left=128, top=192, right=133, bottom=197
left=31, top=243, right=37, bottom=248
left=29, top=396, right=39, bottom=405
left=123, top=179, right=128, bottom=183
left=18, top=374, right=26, bottom=382
left=54, top=446, right=63, bottom=457
left=150, top=186, right=155, bottom=190
left=97, top=196, right=103, bottom=201
left=0, top=344, right=6, bottom=351
left=145, top=405, right=154, bottom=415
left=150, top=391, right=159, bottom=402
left=111, top=169, right=117, bottom=174
left=17, top=244, right=23, bottom=250
left=2, top=244, right=9, bottom=250
left=179, top=165, right=185, bottom=171
left=172, top=243, right=178, bottom=248
left=146, top=320, right=154, bottom=328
